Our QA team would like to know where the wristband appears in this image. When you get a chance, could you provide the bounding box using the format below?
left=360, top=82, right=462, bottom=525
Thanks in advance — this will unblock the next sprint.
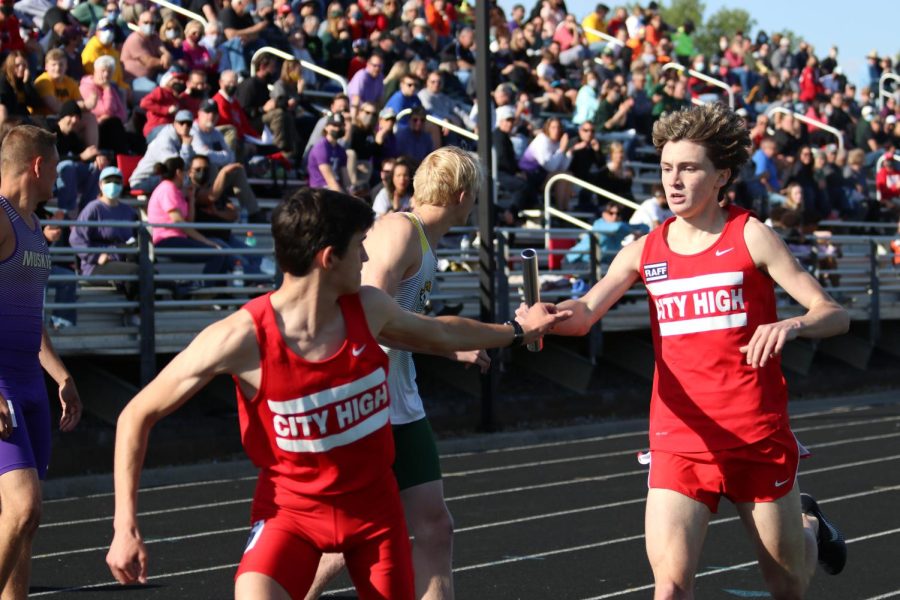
left=505, top=320, right=525, bottom=346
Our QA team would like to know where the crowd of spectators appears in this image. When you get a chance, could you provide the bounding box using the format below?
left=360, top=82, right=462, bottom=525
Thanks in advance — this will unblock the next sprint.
left=1, top=0, right=900, bottom=310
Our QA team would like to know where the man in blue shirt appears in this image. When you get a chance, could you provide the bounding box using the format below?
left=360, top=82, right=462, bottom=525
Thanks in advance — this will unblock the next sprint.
left=394, top=107, right=434, bottom=164
left=565, top=202, right=649, bottom=266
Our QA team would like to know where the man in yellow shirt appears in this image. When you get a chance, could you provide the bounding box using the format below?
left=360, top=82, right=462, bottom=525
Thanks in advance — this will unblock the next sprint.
left=34, top=49, right=99, bottom=145
left=582, top=3, right=609, bottom=46
left=81, top=18, right=130, bottom=94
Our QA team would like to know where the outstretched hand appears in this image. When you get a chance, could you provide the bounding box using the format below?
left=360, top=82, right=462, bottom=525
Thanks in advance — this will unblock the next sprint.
left=740, top=319, right=800, bottom=368
left=516, top=302, right=572, bottom=344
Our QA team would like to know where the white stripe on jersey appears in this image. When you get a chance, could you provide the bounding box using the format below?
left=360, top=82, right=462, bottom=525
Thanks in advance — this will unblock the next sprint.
left=267, top=367, right=386, bottom=415
left=658, top=312, right=748, bottom=336
left=646, top=271, right=743, bottom=296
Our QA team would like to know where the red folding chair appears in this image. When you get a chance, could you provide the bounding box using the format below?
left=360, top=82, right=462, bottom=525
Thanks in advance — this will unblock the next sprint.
left=116, top=154, right=145, bottom=199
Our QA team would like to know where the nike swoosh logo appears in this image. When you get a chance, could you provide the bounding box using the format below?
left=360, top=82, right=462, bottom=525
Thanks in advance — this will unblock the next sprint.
left=715, top=248, right=734, bottom=257
left=774, top=478, right=790, bottom=487
left=352, top=345, right=366, bottom=357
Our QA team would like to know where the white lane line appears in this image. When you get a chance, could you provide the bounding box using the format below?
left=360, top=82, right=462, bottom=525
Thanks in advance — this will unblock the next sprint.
left=43, top=474, right=257, bottom=505
left=446, top=450, right=900, bottom=503
left=41, top=498, right=251, bottom=529
left=33, top=525, right=249, bottom=560
left=581, top=526, right=900, bottom=599
left=864, top=591, right=900, bottom=599
left=455, top=498, right=646, bottom=534
left=40, top=429, right=900, bottom=529
left=41, top=406, right=896, bottom=505
left=440, top=403, right=881, bottom=460
left=29, top=562, right=241, bottom=597
left=443, top=419, right=900, bottom=478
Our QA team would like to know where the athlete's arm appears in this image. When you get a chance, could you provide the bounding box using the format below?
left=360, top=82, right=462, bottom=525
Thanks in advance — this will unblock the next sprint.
left=106, top=312, right=258, bottom=585
left=39, top=326, right=81, bottom=431
left=741, top=217, right=850, bottom=368
left=361, top=285, right=571, bottom=353
left=538, top=239, right=644, bottom=337
left=361, top=213, right=418, bottom=297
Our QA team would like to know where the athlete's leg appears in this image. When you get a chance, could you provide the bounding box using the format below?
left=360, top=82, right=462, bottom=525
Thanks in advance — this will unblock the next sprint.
left=400, top=479, right=454, bottom=600
left=235, top=519, right=321, bottom=600
left=735, top=484, right=816, bottom=600
left=645, top=488, right=712, bottom=600
left=0, top=468, right=41, bottom=599
left=343, top=520, right=414, bottom=600
left=235, top=573, right=292, bottom=600
left=303, top=553, right=346, bottom=600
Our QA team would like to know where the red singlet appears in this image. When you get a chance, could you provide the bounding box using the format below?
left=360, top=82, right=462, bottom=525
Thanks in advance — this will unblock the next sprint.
left=639, top=206, right=789, bottom=453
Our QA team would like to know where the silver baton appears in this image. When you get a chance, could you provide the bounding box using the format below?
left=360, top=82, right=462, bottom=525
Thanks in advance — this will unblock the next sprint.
left=521, top=249, right=542, bottom=352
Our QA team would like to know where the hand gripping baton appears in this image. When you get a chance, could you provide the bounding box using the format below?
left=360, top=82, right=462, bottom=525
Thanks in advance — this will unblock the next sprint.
left=521, top=248, right=542, bottom=352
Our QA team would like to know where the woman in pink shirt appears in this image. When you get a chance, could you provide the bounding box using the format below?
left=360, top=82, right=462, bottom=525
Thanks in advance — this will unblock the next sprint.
left=182, top=20, right=218, bottom=80
left=80, top=55, right=135, bottom=155
left=147, top=156, right=229, bottom=282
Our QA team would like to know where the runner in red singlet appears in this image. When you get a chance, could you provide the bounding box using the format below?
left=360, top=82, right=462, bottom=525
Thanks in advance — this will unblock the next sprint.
left=105, top=187, right=570, bottom=599
left=525, top=104, right=849, bottom=598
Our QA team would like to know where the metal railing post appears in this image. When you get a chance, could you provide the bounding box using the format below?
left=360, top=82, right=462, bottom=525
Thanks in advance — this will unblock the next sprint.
left=878, top=72, right=900, bottom=110
left=662, top=63, right=734, bottom=109
left=138, top=224, right=157, bottom=385
left=765, top=106, right=845, bottom=154
left=869, top=239, right=881, bottom=343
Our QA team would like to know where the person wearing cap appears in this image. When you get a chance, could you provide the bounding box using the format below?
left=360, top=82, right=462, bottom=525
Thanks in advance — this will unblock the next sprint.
left=190, top=100, right=264, bottom=221
left=53, top=99, right=109, bottom=218
left=129, top=110, right=196, bottom=193
left=69, top=166, right=140, bottom=300
left=493, top=103, right=532, bottom=221
left=140, top=68, right=192, bottom=140
left=120, top=9, right=173, bottom=101
left=307, top=112, right=350, bottom=192
left=80, top=17, right=128, bottom=92
left=373, top=106, right=399, bottom=165
left=302, top=93, right=351, bottom=166
left=395, top=105, right=433, bottom=163
left=408, top=18, right=437, bottom=63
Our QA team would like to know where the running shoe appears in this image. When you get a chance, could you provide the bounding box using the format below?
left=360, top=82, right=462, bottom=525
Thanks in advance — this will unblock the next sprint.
left=801, top=493, right=846, bottom=575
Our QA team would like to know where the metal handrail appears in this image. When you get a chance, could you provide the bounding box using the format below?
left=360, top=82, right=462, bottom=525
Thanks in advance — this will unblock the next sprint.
left=662, top=62, right=734, bottom=109
left=582, top=27, right=624, bottom=47
left=393, top=108, right=478, bottom=141
left=250, top=46, right=349, bottom=94
left=543, top=173, right=642, bottom=247
left=765, top=106, right=845, bottom=155
left=148, top=0, right=207, bottom=26
left=878, top=72, right=900, bottom=110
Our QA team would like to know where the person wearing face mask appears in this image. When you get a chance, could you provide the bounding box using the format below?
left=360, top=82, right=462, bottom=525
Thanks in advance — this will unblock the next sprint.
left=211, top=69, right=261, bottom=162
left=190, top=100, right=264, bottom=221
left=182, top=20, right=219, bottom=79
left=307, top=112, right=350, bottom=192
left=128, top=110, right=196, bottom=193
left=80, top=17, right=130, bottom=93
left=120, top=10, right=173, bottom=101
left=69, top=166, right=140, bottom=300
left=140, top=69, right=192, bottom=140
left=158, top=17, right=185, bottom=63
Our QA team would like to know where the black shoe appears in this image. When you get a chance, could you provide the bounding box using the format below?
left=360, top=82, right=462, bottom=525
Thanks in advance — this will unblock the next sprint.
left=801, top=493, right=846, bottom=575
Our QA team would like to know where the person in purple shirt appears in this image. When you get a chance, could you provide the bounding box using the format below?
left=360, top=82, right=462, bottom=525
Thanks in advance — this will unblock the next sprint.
left=394, top=106, right=434, bottom=164
left=69, top=166, right=140, bottom=299
left=0, top=125, right=82, bottom=597
left=347, top=50, right=385, bottom=118
left=307, top=113, right=350, bottom=192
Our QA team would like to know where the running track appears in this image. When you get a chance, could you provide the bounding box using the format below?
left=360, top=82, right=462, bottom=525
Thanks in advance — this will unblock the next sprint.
left=31, top=392, right=900, bottom=598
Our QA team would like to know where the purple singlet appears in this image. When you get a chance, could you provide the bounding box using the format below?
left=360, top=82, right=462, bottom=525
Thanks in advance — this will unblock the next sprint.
left=0, top=195, right=52, bottom=479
